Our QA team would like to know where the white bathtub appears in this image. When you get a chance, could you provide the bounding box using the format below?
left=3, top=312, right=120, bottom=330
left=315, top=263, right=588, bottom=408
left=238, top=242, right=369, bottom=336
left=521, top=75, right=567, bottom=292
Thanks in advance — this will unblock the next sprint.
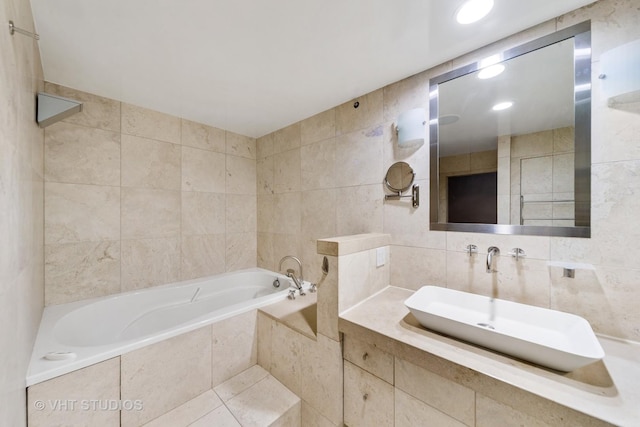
left=27, top=268, right=301, bottom=386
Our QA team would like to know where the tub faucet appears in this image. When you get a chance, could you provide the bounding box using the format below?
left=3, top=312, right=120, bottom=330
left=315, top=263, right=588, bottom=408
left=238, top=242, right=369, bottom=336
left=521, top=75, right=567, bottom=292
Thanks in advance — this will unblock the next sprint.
left=279, top=255, right=305, bottom=296
left=486, top=246, right=500, bottom=273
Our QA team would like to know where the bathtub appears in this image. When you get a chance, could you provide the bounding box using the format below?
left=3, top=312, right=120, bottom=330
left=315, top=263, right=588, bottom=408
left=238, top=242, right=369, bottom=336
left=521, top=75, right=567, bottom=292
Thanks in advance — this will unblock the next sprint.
left=27, top=268, right=301, bottom=386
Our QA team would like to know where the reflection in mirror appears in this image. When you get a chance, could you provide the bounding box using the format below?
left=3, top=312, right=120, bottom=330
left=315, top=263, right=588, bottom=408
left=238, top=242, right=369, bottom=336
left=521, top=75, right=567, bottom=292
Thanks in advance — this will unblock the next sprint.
left=429, top=21, right=591, bottom=238
left=385, top=161, right=415, bottom=193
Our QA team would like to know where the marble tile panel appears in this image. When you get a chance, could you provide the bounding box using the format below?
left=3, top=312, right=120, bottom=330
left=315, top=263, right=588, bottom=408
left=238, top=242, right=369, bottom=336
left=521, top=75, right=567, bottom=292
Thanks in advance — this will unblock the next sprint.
left=189, top=405, right=241, bottom=427
left=301, top=401, right=338, bottom=427
left=343, top=361, right=394, bottom=427
left=182, top=146, right=226, bottom=193
left=335, top=184, right=384, bottom=236
left=44, top=182, right=120, bottom=244
left=226, top=131, right=256, bottom=159
left=257, top=232, right=275, bottom=271
left=182, top=191, right=226, bottom=236
left=214, top=365, right=269, bottom=402
left=300, top=334, right=343, bottom=425
left=121, top=134, right=181, bottom=190
left=257, top=155, right=275, bottom=195
left=121, top=238, right=181, bottom=291
left=300, top=138, right=336, bottom=191
left=181, top=234, right=226, bottom=280
left=142, top=390, right=223, bottom=427
left=382, top=71, right=430, bottom=123
left=27, top=358, right=120, bottom=427
left=269, top=321, right=309, bottom=396
left=476, top=394, right=576, bottom=427
left=300, top=109, right=336, bottom=145
left=257, top=311, right=274, bottom=370
left=121, top=103, right=181, bottom=144
left=211, top=310, right=258, bottom=386
left=553, top=126, right=574, bottom=154
left=395, top=357, right=475, bottom=426
left=383, top=180, right=446, bottom=249
left=257, top=132, right=275, bottom=159
left=335, top=125, right=383, bottom=187
left=121, top=187, right=180, bottom=239
left=557, top=0, right=640, bottom=61
left=181, top=119, right=226, bottom=153
left=44, top=82, right=121, bottom=132
left=257, top=194, right=275, bottom=234
left=274, top=148, right=301, bottom=193
left=121, top=327, right=212, bottom=427
left=270, top=402, right=301, bottom=427
left=225, top=232, right=257, bottom=272
left=338, top=248, right=389, bottom=313
left=226, top=155, right=257, bottom=195
left=390, top=245, right=447, bottom=290
left=225, top=375, right=300, bottom=427
left=226, top=194, right=256, bottom=233
left=335, top=89, right=383, bottom=135
left=301, top=189, right=337, bottom=238
left=44, top=122, right=120, bottom=186
left=395, top=388, right=467, bottom=427
left=316, top=254, right=339, bottom=341
left=273, top=123, right=301, bottom=154
left=273, top=192, right=301, bottom=234
left=44, top=240, right=120, bottom=305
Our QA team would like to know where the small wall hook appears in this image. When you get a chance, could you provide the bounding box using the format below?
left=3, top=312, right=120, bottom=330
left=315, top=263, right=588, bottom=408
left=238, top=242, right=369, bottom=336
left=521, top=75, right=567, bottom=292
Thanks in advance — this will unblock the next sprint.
left=508, top=248, right=526, bottom=261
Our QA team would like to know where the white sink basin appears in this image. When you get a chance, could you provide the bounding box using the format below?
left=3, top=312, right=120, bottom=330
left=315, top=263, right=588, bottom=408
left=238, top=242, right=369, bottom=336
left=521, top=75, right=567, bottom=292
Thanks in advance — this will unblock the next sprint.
left=404, top=286, right=605, bottom=372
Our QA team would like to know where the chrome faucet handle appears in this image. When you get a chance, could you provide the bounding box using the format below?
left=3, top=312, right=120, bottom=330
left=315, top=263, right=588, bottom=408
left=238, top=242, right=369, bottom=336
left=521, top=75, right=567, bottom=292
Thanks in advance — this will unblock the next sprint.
left=508, top=248, right=526, bottom=261
left=288, top=289, right=296, bottom=300
left=465, top=244, right=478, bottom=257
left=309, top=283, right=317, bottom=293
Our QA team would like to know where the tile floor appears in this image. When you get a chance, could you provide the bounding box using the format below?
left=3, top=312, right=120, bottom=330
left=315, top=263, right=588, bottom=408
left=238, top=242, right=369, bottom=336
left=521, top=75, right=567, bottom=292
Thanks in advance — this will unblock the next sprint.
left=142, top=365, right=300, bottom=427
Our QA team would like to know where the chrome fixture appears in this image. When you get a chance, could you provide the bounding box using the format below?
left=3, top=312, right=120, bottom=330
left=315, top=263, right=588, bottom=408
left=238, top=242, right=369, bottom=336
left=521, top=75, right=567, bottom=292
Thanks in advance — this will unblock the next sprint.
left=383, top=162, right=419, bottom=208
left=279, top=255, right=305, bottom=296
left=508, top=248, right=526, bottom=261
left=486, top=246, right=500, bottom=273
left=272, top=278, right=281, bottom=288
left=190, top=287, right=201, bottom=303
left=309, top=283, right=317, bottom=293
left=466, top=244, right=478, bottom=257
left=8, top=20, right=39, bottom=40
left=288, top=289, right=297, bottom=300
left=321, top=256, right=329, bottom=276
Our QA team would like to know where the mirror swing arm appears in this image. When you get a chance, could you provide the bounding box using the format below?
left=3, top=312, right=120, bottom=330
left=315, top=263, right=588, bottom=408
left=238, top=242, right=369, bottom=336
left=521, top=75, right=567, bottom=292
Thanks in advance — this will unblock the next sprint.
left=428, top=21, right=591, bottom=238
left=384, top=185, right=420, bottom=208
left=384, top=161, right=420, bottom=208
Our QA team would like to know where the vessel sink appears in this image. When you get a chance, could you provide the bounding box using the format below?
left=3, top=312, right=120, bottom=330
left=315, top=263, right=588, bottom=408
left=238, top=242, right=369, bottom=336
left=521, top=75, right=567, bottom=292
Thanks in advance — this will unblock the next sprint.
left=404, top=286, right=605, bottom=371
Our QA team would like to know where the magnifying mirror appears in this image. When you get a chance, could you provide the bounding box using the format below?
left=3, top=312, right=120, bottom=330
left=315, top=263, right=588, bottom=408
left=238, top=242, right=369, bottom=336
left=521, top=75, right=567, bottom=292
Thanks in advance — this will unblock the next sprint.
left=385, top=162, right=415, bottom=193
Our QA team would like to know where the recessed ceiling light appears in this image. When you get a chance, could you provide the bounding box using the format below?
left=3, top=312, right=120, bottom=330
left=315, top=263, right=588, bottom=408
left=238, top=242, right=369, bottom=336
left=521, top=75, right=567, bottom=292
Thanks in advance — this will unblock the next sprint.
left=456, top=0, right=494, bottom=25
left=492, top=101, right=513, bottom=111
left=478, top=64, right=505, bottom=79
left=439, top=114, right=460, bottom=125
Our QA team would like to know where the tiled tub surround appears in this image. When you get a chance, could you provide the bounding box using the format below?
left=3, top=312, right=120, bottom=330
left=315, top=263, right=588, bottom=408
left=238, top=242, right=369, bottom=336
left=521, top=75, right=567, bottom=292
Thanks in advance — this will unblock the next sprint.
left=28, top=311, right=261, bottom=427
left=43, top=82, right=257, bottom=306
left=27, top=268, right=297, bottom=386
left=339, top=287, right=640, bottom=427
left=256, top=0, right=640, bottom=344
left=1, top=0, right=45, bottom=424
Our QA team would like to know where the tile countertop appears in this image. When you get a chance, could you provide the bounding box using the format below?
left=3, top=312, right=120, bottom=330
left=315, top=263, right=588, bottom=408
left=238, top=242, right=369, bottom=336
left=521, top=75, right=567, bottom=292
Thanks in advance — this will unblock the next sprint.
left=338, top=286, right=640, bottom=427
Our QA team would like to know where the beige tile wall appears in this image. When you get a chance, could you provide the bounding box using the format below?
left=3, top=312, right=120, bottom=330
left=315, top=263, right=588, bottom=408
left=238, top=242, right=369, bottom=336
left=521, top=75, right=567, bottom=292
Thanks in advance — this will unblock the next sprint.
left=43, top=83, right=257, bottom=305
left=0, top=0, right=45, bottom=425
left=257, top=0, right=640, bottom=342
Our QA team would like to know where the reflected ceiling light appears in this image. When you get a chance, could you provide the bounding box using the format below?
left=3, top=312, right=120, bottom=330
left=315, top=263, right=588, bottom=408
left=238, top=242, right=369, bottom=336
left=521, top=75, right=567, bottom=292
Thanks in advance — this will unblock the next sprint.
left=439, top=114, right=460, bottom=125
left=492, top=101, right=513, bottom=111
left=456, top=0, right=494, bottom=24
left=478, top=64, right=505, bottom=79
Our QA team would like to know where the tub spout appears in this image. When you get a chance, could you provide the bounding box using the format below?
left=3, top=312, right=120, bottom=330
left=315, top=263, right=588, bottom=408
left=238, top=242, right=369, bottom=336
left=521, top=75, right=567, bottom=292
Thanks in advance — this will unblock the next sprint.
left=279, top=255, right=305, bottom=296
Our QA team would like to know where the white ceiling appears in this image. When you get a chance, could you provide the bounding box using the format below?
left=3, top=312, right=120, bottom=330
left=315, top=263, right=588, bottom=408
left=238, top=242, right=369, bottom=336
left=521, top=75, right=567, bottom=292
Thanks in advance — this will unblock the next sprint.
left=30, top=0, right=596, bottom=138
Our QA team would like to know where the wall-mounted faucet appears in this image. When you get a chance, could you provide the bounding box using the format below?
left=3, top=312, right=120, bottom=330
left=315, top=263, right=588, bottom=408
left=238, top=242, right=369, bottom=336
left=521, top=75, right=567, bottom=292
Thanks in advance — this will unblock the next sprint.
left=279, top=255, right=305, bottom=296
left=486, top=246, right=500, bottom=273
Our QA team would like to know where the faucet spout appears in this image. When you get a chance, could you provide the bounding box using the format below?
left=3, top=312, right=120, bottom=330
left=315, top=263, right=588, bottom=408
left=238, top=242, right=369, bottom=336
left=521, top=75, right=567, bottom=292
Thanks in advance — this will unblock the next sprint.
left=486, top=246, right=500, bottom=273
left=278, top=255, right=305, bottom=296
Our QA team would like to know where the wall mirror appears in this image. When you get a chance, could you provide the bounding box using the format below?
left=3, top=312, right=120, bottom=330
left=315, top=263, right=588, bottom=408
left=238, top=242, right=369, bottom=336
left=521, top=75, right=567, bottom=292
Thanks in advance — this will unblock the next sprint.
left=385, top=161, right=415, bottom=193
left=429, top=21, right=591, bottom=238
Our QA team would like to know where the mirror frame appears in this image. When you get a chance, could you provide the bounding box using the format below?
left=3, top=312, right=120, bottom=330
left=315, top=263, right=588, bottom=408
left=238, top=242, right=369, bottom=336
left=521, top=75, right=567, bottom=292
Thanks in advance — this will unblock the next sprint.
left=429, top=21, right=591, bottom=238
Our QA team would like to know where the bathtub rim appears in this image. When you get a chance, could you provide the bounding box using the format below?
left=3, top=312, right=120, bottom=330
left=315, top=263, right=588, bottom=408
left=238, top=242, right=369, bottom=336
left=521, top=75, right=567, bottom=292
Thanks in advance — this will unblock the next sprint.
left=27, top=267, right=301, bottom=386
